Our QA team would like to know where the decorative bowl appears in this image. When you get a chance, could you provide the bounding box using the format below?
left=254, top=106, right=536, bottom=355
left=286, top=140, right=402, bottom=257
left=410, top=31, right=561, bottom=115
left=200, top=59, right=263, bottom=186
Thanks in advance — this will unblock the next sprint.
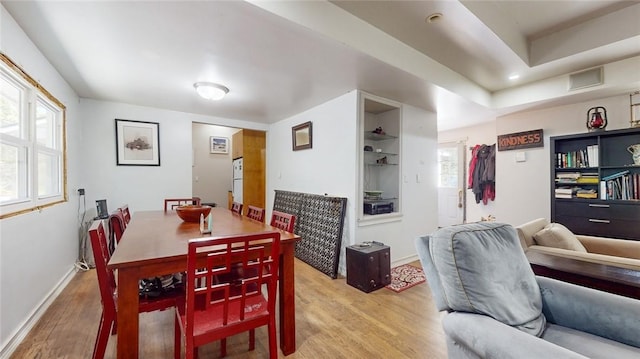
left=175, top=205, right=212, bottom=223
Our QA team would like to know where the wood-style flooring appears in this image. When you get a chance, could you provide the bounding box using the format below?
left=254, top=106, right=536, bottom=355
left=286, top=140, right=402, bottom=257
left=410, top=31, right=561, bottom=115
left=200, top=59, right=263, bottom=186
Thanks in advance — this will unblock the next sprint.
left=10, top=259, right=447, bottom=358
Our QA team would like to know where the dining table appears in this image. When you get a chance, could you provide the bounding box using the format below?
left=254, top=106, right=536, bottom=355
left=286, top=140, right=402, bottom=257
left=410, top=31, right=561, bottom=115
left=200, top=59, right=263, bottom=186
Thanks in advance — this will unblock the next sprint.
left=107, top=208, right=301, bottom=358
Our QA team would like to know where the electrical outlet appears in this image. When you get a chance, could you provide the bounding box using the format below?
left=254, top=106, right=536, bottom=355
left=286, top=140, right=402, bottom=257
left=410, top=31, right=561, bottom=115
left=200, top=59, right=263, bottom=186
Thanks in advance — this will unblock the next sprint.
left=78, top=188, right=85, bottom=195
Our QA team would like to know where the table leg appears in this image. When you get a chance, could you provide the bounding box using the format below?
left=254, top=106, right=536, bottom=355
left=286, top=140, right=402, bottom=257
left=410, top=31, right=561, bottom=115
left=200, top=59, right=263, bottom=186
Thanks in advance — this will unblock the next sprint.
left=117, top=267, right=140, bottom=358
left=279, top=242, right=296, bottom=355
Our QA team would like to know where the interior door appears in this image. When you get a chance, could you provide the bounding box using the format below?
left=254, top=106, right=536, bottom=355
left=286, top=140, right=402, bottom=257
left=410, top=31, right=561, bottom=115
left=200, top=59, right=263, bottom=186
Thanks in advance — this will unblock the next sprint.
left=438, top=142, right=466, bottom=227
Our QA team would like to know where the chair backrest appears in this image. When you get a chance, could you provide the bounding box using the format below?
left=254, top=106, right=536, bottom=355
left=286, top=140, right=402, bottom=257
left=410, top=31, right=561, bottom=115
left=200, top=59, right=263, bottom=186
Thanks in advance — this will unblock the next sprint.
left=88, top=221, right=117, bottom=315
left=164, top=197, right=201, bottom=211
left=185, top=231, right=281, bottom=337
left=270, top=210, right=295, bottom=233
left=120, top=204, right=131, bottom=225
left=108, top=210, right=127, bottom=255
left=231, top=202, right=243, bottom=215
left=246, top=205, right=265, bottom=222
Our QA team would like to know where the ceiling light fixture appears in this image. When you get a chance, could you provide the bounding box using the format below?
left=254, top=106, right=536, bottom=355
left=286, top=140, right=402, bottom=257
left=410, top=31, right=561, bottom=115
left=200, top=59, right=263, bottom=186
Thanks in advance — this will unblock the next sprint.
left=194, top=82, right=229, bottom=101
left=426, top=13, right=443, bottom=23
left=508, top=74, right=520, bottom=80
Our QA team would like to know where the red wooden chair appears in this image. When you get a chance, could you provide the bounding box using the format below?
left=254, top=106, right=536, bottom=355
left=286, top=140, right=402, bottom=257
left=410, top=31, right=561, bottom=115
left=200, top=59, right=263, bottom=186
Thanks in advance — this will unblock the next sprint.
left=174, top=231, right=281, bottom=359
left=107, top=210, right=126, bottom=255
left=231, top=201, right=243, bottom=215
left=120, top=204, right=131, bottom=225
left=246, top=205, right=265, bottom=222
left=164, top=197, right=201, bottom=212
left=88, top=221, right=182, bottom=359
left=270, top=210, right=296, bottom=233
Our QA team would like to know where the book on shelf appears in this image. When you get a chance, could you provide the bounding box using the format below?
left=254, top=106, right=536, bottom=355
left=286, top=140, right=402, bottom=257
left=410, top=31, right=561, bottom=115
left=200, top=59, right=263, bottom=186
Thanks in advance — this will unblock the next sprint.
left=576, top=189, right=597, bottom=199
left=556, top=172, right=581, bottom=179
left=554, top=187, right=576, bottom=198
left=555, top=145, right=598, bottom=168
left=576, top=175, right=599, bottom=184
left=601, top=170, right=630, bottom=181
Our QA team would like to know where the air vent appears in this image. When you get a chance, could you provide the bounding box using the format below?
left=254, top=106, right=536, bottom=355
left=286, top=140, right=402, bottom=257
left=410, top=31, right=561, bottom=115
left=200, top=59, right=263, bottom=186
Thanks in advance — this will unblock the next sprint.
left=569, top=67, right=603, bottom=91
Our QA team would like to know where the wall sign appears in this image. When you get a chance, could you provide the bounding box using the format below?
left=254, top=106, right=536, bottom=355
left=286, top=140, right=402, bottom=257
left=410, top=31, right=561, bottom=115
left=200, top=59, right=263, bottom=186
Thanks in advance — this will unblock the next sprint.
left=497, top=129, right=543, bottom=151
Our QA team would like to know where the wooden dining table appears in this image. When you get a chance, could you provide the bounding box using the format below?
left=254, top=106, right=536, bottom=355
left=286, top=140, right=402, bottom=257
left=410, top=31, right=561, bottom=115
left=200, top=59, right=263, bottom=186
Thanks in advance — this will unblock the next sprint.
left=108, top=208, right=301, bottom=358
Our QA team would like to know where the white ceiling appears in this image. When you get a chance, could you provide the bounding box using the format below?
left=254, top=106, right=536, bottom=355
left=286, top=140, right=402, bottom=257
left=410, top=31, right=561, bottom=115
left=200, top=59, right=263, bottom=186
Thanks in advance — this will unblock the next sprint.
left=2, top=0, right=639, bottom=131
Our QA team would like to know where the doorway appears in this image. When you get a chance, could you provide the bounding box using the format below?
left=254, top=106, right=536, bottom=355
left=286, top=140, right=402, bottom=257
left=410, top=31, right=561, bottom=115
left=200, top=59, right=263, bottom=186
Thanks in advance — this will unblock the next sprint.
left=437, top=141, right=466, bottom=227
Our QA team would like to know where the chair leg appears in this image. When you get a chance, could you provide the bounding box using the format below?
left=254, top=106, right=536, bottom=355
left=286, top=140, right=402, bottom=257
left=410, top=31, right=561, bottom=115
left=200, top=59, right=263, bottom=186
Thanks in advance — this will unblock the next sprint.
left=220, top=338, right=227, bottom=357
left=268, top=318, right=277, bottom=359
left=92, top=311, right=113, bottom=359
left=111, top=317, right=118, bottom=335
left=174, top=314, right=181, bottom=359
left=249, top=329, right=255, bottom=351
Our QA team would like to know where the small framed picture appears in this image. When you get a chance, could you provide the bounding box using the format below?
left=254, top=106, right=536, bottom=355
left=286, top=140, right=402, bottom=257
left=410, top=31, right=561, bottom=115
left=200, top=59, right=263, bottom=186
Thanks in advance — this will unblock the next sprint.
left=292, top=121, right=312, bottom=151
left=115, top=119, right=160, bottom=166
left=210, top=136, right=229, bottom=154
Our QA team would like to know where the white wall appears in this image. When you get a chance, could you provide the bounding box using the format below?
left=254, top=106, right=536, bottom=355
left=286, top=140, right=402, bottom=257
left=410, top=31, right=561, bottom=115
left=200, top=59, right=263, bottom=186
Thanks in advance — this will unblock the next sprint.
left=192, top=123, right=239, bottom=207
left=266, top=91, right=359, bottom=273
left=267, top=91, right=439, bottom=272
left=78, top=99, right=267, bottom=214
left=439, top=121, right=497, bottom=223
left=440, top=94, right=632, bottom=227
left=0, top=5, right=81, bottom=354
left=357, top=103, right=439, bottom=265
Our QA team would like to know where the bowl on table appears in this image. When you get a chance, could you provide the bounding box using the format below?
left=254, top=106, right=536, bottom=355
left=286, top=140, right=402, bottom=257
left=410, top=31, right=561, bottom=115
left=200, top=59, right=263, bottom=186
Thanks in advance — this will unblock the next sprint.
left=175, top=205, right=212, bottom=223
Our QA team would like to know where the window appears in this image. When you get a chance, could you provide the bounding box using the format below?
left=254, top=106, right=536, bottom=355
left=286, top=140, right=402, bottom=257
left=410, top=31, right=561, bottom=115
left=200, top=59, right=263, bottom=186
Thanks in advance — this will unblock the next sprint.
left=0, top=54, right=66, bottom=218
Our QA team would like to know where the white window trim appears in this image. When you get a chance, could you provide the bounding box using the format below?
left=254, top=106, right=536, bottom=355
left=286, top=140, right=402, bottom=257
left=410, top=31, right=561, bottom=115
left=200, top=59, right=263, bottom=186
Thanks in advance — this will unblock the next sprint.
left=1, top=53, right=67, bottom=219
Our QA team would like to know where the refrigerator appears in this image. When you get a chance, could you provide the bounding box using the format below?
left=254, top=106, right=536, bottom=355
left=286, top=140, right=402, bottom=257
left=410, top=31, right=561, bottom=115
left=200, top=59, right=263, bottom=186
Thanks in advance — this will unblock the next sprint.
left=232, top=158, right=243, bottom=204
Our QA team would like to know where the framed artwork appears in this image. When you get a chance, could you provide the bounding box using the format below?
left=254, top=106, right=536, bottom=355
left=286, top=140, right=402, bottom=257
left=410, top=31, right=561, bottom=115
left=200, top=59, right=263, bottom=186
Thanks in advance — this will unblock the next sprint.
left=210, top=136, right=229, bottom=154
left=115, top=119, right=160, bottom=166
left=292, top=121, right=312, bottom=151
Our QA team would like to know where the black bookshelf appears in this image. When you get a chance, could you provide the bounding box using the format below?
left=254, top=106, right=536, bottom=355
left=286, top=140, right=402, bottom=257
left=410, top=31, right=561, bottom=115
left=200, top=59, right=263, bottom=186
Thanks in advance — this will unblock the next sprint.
left=550, top=127, right=640, bottom=240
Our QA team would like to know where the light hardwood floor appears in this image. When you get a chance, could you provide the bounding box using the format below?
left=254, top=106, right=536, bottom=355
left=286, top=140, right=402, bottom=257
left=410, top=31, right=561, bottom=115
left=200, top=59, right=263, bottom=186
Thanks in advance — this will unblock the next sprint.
left=10, top=259, right=447, bottom=359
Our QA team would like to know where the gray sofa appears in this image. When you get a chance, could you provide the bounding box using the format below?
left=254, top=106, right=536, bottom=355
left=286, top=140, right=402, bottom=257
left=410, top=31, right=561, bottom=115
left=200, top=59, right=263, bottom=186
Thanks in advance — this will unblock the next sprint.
left=415, top=222, right=640, bottom=358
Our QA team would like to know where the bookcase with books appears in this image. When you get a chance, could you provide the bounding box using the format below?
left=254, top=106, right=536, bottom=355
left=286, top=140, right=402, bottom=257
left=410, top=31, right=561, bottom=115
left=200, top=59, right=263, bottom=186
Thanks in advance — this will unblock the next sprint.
left=550, top=127, right=640, bottom=240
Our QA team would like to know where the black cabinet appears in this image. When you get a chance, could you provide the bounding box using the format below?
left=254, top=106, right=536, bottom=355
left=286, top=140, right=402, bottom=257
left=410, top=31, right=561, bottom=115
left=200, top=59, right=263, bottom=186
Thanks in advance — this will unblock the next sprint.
left=550, top=127, right=640, bottom=240
left=346, top=244, right=391, bottom=293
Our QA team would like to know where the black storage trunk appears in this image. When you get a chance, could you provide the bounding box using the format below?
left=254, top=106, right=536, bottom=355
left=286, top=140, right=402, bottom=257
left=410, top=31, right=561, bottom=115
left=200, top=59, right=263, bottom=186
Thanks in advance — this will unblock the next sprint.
left=346, top=244, right=391, bottom=293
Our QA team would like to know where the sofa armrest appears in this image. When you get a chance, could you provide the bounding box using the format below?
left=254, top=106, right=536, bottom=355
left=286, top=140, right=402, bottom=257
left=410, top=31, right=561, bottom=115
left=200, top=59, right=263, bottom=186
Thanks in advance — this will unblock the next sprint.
left=538, top=276, right=640, bottom=348
left=443, top=312, right=587, bottom=359
left=576, top=235, right=640, bottom=260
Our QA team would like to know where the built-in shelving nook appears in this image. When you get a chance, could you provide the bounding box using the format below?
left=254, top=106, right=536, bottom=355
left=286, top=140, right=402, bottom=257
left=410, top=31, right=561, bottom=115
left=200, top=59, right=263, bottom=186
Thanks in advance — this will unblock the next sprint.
left=358, top=93, right=402, bottom=225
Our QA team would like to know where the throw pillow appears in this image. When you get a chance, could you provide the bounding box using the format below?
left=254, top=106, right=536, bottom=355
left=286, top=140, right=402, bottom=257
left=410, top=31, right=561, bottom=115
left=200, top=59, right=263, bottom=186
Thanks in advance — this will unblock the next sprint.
left=533, top=223, right=587, bottom=252
left=429, top=222, right=546, bottom=337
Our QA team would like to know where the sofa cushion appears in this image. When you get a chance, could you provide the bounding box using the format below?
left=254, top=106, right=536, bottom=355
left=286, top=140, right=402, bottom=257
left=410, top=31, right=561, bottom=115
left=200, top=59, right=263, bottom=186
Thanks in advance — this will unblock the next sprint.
left=533, top=223, right=587, bottom=252
left=430, top=222, right=546, bottom=337
left=543, top=322, right=640, bottom=358
left=516, top=218, right=549, bottom=249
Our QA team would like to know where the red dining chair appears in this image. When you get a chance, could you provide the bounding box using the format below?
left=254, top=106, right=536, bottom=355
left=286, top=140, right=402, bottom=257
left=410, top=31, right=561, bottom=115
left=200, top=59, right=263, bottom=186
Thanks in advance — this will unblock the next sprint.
left=246, top=205, right=265, bottom=222
left=165, top=197, right=202, bottom=212
left=174, top=231, right=281, bottom=359
left=120, top=204, right=131, bottom=225
left=231, top=202, right=243, bottom=215
left=88, top=221, right=182, bottom=359
left=107, top=210, right=126, bottom=255
left=270, top=210, right=296, bottom=233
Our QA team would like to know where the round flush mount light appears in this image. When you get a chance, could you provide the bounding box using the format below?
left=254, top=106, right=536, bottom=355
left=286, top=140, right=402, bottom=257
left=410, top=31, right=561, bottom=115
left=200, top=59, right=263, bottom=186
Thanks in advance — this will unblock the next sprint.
left=194, top=82, right=229, bottom=101
left=426, top=13, right=443, bottom=23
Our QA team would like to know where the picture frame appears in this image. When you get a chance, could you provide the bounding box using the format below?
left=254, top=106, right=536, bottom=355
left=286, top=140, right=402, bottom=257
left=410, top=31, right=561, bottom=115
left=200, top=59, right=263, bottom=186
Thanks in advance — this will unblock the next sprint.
left=292, top=121, right=312, bottom=151
left=115, top=119, right=160, bottom=166
left=210, top=136, right=229, bottom=154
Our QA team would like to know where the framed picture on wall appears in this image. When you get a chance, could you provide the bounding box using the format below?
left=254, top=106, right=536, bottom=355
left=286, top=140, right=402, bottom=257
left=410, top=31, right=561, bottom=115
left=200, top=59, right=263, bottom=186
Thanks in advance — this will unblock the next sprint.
left=210, top=136, right=229, bottom=154
left=115, top=119, right=160, bottom=166
left=292, top=121, right=312, bottom=151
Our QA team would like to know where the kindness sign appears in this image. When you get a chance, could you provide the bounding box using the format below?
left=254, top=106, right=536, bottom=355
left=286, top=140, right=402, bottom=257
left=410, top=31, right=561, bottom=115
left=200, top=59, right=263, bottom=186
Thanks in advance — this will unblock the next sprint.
left=497, top=129, right=543, bottom=151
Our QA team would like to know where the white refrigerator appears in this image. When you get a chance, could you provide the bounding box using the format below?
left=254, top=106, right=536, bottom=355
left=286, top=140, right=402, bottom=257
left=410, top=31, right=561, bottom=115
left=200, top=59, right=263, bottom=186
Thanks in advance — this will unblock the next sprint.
left=232, top=158, right=243, bottom=204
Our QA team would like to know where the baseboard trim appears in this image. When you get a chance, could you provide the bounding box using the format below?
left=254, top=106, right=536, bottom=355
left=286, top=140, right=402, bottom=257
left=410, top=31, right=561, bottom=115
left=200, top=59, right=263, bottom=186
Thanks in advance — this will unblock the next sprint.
left=0, top=266, right=77, bottom=359
left=391, top=253, right=420, bottom=267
